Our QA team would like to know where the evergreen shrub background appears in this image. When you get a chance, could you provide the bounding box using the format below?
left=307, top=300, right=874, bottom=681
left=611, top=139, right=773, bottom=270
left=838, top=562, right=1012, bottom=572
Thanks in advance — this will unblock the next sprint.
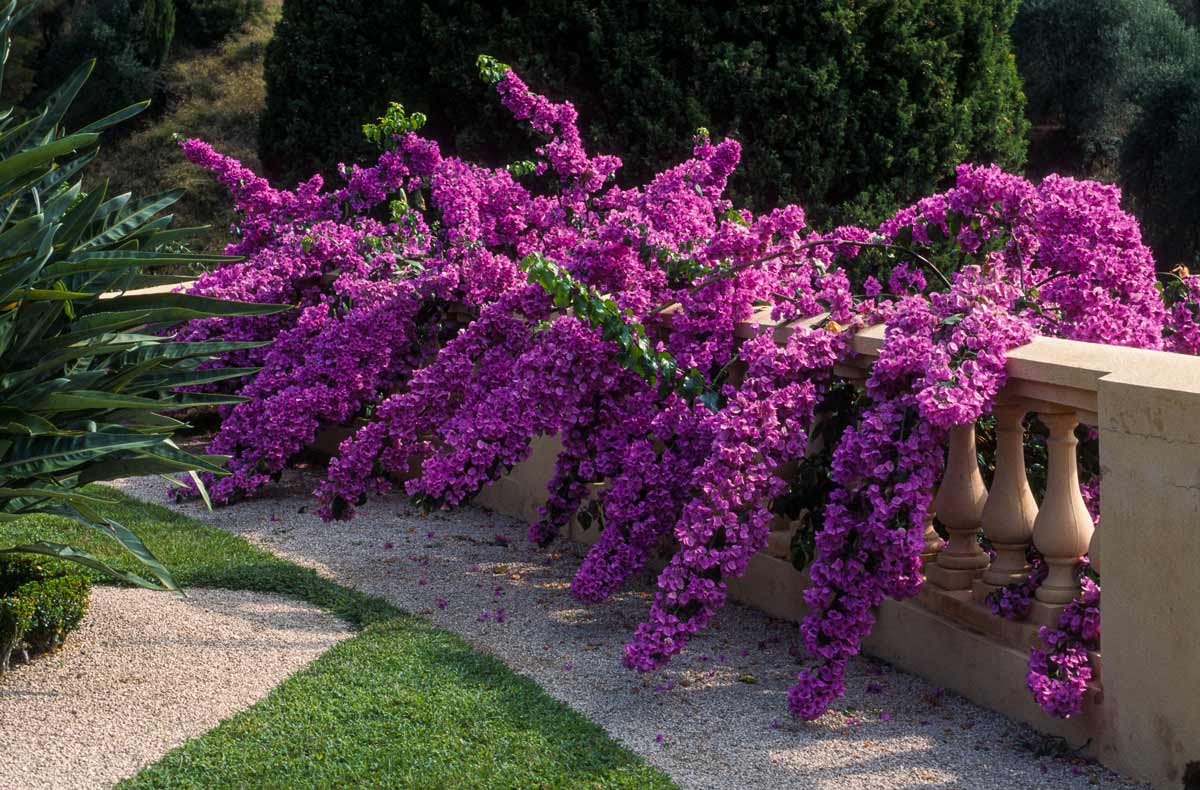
left=260, top=0, right=1028, bottom=227
left=7, top=0, right=262, bottom=126
left=1013, top=0, right=1200, bottom=266
left=42, top=0, right=176, bottom=124
left=175, top=0, right=263, bottom=46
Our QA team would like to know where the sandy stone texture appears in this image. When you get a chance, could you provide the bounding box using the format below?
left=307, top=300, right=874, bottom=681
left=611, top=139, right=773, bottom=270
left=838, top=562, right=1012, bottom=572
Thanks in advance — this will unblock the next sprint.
left=0, top=586, right=351, bottom=790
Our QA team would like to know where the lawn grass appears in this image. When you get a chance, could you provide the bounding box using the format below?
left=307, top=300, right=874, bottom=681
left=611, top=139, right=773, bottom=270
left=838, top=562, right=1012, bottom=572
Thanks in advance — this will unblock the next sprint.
left=85, top=1, right=282, bottom=255
left=0, top=490, right=674, bottom=789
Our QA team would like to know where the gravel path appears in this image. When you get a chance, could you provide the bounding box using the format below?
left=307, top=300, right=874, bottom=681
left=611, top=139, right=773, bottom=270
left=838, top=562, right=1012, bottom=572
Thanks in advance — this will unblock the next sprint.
left=117, top=472, right=1147, bottom=790
left=0, top=585, right=351, bottom=790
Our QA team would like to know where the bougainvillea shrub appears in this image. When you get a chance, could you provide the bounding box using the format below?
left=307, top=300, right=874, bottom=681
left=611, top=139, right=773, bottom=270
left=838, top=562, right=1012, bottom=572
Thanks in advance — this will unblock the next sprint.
left=182, top=58, right=1200, bottom=720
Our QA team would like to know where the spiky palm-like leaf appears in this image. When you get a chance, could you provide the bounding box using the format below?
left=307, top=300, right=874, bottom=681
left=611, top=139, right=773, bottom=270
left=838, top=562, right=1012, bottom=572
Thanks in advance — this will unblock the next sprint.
left=0, top=0, right=288, bottom=590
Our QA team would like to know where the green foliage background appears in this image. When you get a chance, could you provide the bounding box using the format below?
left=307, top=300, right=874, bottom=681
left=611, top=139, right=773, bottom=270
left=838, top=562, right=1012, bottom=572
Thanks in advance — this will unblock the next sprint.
left=260, top=0, right=1028, bottom=228
left=1013, top=0, right=1200, bottom=267
left=174, top=0, right=263, bottom=47
left=40, top=0, right=176, bottom=125
left=4, top=0, right=262, bottom=129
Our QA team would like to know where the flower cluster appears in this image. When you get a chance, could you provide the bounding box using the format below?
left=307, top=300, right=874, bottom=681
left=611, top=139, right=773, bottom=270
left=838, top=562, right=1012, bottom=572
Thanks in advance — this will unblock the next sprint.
left=1164, top=270, right=1200, bottom=356
left=985, top=554, right=1048, bottom=621
left=177, top=67, right=616, bottom=503
left=174, top=140, right=444, bottom=502
left=1027, top=576, right=1101, bottom=718
left=624, top=328, right=845, bottom=671
left=567, top=396, right=713, bottom=601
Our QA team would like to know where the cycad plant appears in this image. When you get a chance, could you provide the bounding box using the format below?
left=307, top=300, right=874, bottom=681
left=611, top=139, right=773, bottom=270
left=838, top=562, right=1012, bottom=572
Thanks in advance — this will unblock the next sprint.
left=0, top=0, right=285, bottom=591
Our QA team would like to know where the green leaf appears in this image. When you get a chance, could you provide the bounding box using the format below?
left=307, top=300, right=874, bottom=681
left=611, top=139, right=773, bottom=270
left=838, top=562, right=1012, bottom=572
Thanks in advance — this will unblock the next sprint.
left=0, top=539, right=174, bottom=591
left=110, top=340, right=266, bottom=367
left=50, top=310, right=155, bottom=343
left=24, top=59, right=94, bottom=143
left=187, top=469, right=212, bottom=511
left=77, top=444, right=229, bottom=484
left=0, top=486, right=117, bottom=506
left=0, top=213, right=51, bottom=259
left=0, top=433, right=165, bottom=477
left=19, top=287, right=93, bottom=301
left=140, top=225, right=213, bottom=248
left=82, top=292, right=291, bottom=321
left=49, top=250, right=229, bottom=277
left=0, top=243, right=52, bottom=302
left=73, top=100, right=150, bottom=136
left=49, top=183, right=107, bottom=253
left=35, top=390, right=166, bottom=412
left=0, top=410, right=57, bottom=435
left=78, top=189, right=184, bottom=248
left=76, top=456, right=219, bottom=485
left=126, top=366, right=260, bottom=393
left=32, top=148, right=97, bottom=197
left=696, top=390, right=722, bottom=413
left=154, top=392, right=251, bottom=409
left=0, top=133, right=99, bottom=186
left=477, top=54, right=512, bottom=84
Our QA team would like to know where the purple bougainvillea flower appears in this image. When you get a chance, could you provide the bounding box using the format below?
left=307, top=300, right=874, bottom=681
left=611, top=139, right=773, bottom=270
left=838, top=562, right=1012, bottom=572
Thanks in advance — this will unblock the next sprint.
left=176, top=60, right=1170, bottom=726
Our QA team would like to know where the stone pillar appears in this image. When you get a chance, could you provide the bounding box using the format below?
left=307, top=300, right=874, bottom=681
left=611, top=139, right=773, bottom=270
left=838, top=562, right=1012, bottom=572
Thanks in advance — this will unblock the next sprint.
left=1029, top=411, right=1093, bottom=624
left=1094, top=363, right=1200, bottom=787
left=925, top=423, right=989, bottom=590
left=974, top=402, right=1038, bottom=601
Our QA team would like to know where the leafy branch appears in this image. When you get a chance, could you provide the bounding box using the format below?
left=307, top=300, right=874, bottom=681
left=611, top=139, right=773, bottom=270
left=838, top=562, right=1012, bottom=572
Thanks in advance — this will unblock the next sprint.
left=477, top=54, right=511, bottom=85
left=363, top=102, right=428, bottom=149
left=522, top=253, right=716, bottom=409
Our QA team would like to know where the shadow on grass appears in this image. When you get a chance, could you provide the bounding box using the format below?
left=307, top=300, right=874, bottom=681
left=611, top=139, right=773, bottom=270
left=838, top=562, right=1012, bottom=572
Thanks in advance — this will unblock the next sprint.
left=122, top=613, right=669, bottom=788
left=0, top=489, right=673, bottom=789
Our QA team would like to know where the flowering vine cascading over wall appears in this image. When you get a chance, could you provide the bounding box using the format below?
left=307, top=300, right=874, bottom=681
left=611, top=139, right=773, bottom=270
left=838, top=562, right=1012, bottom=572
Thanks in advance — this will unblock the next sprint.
left=180, top=57, right=1200, bottom=721
left=790, top=266, right=1033, bottom=718
left=623, top=328, right=846, bottom=672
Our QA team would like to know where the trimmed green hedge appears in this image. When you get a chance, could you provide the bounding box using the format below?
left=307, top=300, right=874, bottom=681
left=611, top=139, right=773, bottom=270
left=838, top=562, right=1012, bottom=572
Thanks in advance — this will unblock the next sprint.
left=0, top=557, right=90, bottom=671
left=260, top=0, right=1028, bottom=227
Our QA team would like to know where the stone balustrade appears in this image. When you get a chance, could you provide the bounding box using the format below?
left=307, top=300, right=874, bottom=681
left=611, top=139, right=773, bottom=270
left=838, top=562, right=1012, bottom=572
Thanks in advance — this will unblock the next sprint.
left=753, top=312, right=1099, bottom=620
left=475, top=311, right=1200, bottom=788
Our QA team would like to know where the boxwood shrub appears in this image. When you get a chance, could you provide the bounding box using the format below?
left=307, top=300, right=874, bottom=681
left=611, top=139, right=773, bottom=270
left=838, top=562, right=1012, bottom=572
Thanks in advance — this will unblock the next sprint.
left=0, top=557, right=91, bottom=672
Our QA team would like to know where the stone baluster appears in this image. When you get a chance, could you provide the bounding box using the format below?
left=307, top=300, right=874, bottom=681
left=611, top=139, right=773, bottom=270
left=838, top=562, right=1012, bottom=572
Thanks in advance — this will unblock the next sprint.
left=920, top=510, right=942, bottom=569
left=1030, top=411, right=1095, bottom=625
left=974, top=402, right=1038, bottom=601
left=925, top=423, right=990, bottom=590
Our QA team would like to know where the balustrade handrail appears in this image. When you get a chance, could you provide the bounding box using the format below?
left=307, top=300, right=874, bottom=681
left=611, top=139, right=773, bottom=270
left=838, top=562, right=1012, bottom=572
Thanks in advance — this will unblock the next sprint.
left=735, top=305, right=1200, bottom=425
